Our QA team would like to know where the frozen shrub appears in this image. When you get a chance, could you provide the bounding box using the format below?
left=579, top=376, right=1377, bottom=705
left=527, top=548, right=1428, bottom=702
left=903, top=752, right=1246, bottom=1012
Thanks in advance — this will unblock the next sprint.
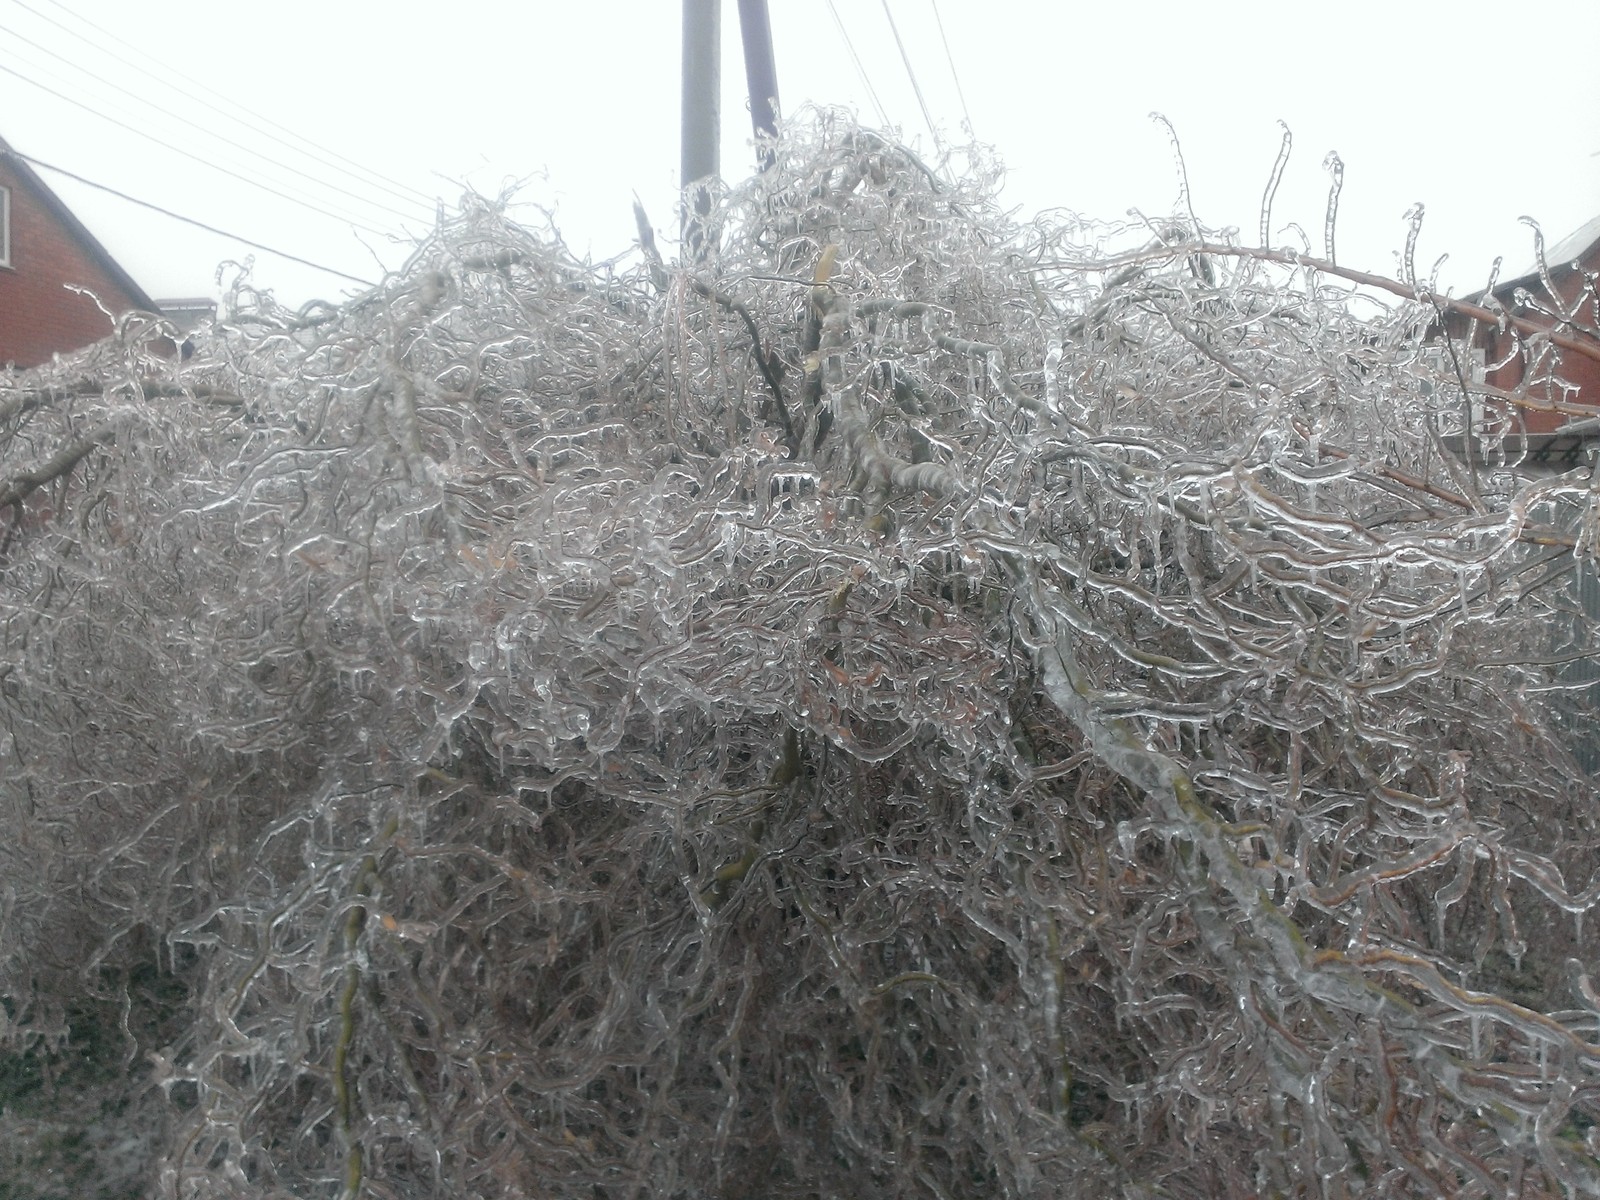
left=3, top=112, right=1600, bottom=1198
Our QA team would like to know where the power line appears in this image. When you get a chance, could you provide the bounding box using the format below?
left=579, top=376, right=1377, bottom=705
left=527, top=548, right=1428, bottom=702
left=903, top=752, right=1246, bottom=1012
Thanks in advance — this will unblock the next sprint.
left=0, top=22, right=431, bottom=228
left=824, top=0, right=890, bottom=128
left=11, top=0, right=436, bottom=214
left=879, top=0, right=938, bottom=149
left=5, top=148, right=378, bottom=287
left=21, top=0, right=435, bottom=211
left=0, top=60, right=397, bottom=237
left=929, top=0, right=974, bottom=137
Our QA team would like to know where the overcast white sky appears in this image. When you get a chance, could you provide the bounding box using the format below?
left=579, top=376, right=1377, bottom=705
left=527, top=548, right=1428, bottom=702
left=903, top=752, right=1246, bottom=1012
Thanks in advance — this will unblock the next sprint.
left=2, top=0, right=1597, bottom=308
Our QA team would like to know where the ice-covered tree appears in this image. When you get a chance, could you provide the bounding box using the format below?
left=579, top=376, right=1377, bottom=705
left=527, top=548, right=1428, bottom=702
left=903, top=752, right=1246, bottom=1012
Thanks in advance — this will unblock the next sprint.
left=4, top=113, right=1600, bottom=1198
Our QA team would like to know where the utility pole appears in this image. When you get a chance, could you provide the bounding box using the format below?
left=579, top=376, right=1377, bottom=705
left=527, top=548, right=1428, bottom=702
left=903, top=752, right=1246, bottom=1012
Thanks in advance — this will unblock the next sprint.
left=681, top=0, right=720, bottom=261
left=736, top=0, right=780, bottom=171
left=681, top=1, right=781, bottom=256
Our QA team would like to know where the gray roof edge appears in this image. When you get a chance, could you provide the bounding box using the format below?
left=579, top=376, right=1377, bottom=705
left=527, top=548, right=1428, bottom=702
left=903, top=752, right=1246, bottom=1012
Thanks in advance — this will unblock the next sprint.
left=1484, top=213, right=1600, bottom=298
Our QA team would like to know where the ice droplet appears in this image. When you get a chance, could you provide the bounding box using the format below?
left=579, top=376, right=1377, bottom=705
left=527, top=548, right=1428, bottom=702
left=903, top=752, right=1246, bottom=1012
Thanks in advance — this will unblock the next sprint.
left=1117, top=821, right=1137, bottom=862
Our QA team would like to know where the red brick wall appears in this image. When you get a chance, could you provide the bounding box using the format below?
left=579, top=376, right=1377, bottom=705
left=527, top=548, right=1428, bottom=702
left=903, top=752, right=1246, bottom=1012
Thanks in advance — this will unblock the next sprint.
left=0, top=158, right=146, bottom=369
left=1480, top=242, right=1600, bottom=435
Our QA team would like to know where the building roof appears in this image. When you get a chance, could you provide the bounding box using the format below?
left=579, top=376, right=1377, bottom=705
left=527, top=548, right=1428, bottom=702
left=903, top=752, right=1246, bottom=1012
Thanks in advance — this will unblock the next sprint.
left=1481, top=212, right=1600, bottom=301
left=0, top=131, right=160, bottom=314
left=153, top=297, right=215, bottom=339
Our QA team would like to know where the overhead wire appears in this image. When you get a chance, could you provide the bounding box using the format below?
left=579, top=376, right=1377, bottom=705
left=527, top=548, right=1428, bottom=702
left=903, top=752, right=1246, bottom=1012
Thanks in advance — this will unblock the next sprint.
left=929, top=0, right=974, bottom=137
left=824, top=0, right=890, bottom=129
left=879, top=0, right=939, bottom=150
left=0, top=20, right=432, bottom=228
left=4, top=148, right=378, bottom=287
left=11, top=0, right=436, bottom=214
left=0, top=60, right=396, bottom=237
left=22, top=0, right=434, bottom=210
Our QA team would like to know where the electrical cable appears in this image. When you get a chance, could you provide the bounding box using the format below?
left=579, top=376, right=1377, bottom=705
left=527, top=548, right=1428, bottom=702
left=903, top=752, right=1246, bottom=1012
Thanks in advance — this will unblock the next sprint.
left=0, top=60, right=395, bottom=237
left=5, top=148, right=379, bottom=286
left=824, top=0, right=890, bottom=128
left=0, top=22, right=432, bottom=228
left=879, top=0, right=939, bottom=150
left=12, top=0, right=436, bottom=213
left=23, top=0, right=435, bottom=209
left=929, top=0, right=974, bottom=137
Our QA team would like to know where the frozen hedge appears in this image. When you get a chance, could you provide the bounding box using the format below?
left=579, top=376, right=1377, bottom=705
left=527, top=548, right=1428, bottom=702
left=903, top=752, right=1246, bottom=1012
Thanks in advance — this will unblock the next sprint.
left=4, top=112, right=1600, bottom=1198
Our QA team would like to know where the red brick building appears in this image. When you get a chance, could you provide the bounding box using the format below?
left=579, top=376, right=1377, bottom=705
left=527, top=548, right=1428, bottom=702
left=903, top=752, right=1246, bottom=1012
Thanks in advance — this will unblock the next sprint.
left=1437, top=215, right=1600, bottom=466
left=0, top=133, right=160, bottom=369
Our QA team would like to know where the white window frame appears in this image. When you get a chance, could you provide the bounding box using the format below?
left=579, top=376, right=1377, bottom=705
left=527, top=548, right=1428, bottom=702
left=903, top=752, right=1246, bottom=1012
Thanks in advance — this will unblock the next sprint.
left=0, top=185, right=10, bottom=268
